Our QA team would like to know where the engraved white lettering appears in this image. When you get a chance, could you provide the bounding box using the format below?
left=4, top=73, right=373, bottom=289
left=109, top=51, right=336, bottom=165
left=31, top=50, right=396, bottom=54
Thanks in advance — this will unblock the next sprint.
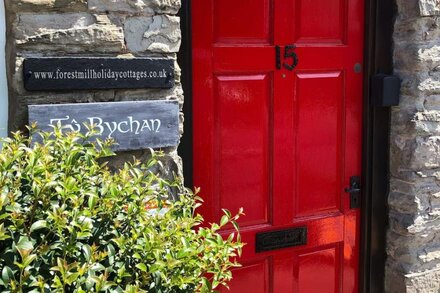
left=50, top=115, right=70, bottom=126
left=104, top=121, right=118, bottom=138
left=88, top=117, right=104, bottom=134
left=141, top=120, right=152, bottom=132
left=118, top=121, right=129, bottom=133
left=128, top=116, right=140, bottom=134
left=69, top=119, right=81, bottom=132
left=150, top=119, right=161, bottom=132
left=47, top=115, right=163, bottom=138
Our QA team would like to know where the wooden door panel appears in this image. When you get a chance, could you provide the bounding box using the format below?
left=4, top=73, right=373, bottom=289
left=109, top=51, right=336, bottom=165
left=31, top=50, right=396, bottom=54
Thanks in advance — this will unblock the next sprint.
left=295, top=71, right=344, bottom=217
left=295, top=0, right=348, bottom=44
left=297, top=246, right=341, bottom=292
left=214, top=0, right=273, bottom=44
left=214, top=74, right=273, bottom=227
left=272, top=244, right=342, bottom=293
left=220, top=258, right=272, bottom=293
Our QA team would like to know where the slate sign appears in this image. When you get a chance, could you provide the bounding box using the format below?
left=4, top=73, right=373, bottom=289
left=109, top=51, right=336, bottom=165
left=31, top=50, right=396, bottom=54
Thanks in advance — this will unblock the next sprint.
left=28, top=100, right=179, bottom=151
left=23, top=57, right=174, bottom=91
left=255, top=227, right=307, bottom=253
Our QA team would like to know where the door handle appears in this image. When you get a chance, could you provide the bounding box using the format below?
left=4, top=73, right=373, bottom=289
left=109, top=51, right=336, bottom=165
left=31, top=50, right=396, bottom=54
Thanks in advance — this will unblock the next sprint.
left=345, top=176, right=361, bottom=209
left=344, top=186, right=361, bottom=193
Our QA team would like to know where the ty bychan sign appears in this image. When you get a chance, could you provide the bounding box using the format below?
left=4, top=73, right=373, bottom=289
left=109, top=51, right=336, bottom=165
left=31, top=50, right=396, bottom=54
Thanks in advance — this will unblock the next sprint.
left=28, top=101, right=179, bottom=151
left=23, top=57, right=175, bottom=91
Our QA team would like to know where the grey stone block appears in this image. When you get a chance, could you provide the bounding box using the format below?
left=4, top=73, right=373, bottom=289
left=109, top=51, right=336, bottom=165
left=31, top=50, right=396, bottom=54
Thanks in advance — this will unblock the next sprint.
left=88, top=0, right=181, bottom=15
left=11, top=0, right=88, bottom=12
left=124, top=15, right=181, bottom=53
left=419, top=0, right=440, bottom=16
left=14, top=13, right=125, bottom=53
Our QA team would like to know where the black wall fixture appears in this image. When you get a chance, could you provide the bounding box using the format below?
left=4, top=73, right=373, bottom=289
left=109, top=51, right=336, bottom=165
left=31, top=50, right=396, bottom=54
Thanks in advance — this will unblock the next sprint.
left=372, top=73, right=401, bottom=107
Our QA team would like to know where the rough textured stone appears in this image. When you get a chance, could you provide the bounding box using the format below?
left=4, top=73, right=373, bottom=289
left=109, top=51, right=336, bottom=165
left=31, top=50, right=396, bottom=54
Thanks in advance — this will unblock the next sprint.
left=413, top=111, right=440, bottom=135
left=419, top=77, right=440, bottom=95
left=424, top=95, right=440, bottom=111
left=394, top=17, right=440, bottom=43
left=390, top=136, right=440, bottom=170
left=389, top=0, right=440, bottom=291
left=387, top=265, right=440, bottom=293
left=419, top=0, right=440, bottom=16
left=406, top=268, right=440, bottom=292
left=11, top=0, right=88, bottom=12
left=394, top=43, right=440, bottom=72
left=386, top=266, right=408, bottom=293
left=88, top=0, right=180, bottom=15
left=124, top=15, right=181, bottom=53
left=14, top=13, right=125, bottom=53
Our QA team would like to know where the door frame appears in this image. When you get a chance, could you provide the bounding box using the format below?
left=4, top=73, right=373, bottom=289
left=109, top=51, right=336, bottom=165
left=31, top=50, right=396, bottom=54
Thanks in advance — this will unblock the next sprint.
left=177, top=1, right=397, bottom=292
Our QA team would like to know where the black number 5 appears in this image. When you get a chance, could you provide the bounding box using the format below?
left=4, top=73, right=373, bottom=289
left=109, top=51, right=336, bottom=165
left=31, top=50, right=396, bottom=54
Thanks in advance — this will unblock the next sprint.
left=283, top=45, right=298, bottom=71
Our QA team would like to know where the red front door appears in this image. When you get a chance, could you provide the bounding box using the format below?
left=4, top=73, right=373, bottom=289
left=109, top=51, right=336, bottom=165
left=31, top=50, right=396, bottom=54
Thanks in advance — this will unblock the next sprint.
left=192, top=1, right=364, bottom=292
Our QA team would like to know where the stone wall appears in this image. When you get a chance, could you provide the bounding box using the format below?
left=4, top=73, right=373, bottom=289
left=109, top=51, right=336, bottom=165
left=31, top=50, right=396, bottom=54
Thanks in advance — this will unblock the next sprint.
left=388, top=0, right=440, bottom=292
left=4, top=0, right=182, bottom=172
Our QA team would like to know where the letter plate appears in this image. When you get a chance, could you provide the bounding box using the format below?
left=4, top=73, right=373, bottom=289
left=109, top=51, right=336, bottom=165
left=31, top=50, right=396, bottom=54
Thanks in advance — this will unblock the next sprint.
left=256, top=227, right=307, bottom=253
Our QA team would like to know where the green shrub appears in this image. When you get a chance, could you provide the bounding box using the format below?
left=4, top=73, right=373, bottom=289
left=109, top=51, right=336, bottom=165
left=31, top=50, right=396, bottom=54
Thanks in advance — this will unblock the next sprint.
left=0, top=127, right=243, bottom=292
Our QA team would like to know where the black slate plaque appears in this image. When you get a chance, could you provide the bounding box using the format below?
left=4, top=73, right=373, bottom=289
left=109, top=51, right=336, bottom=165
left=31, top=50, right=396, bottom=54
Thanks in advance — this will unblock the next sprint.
left=28, top=100, right=179, bottom=151
left=256, top=227, right=307, bottom=253
left=23, top=57, right=174, bottom=91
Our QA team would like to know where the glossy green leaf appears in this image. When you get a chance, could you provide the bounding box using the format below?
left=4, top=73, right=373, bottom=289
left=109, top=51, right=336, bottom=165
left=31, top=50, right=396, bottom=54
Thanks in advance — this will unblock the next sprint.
left=82, top=244, right=92, bottom=262
left=22, top=254, right=37, bottom=268
left=16, top=236, right=34, bottom=259
left=2, top=266, right=14, bottom=283
left=136, top=263, right=147, bottom=272
left=30, top=220, right=47, bottom=232
left=220, top=215, right=229, bottom=227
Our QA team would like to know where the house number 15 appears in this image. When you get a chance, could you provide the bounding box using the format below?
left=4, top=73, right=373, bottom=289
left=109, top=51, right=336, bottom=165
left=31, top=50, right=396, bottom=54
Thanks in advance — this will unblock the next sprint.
left=276, top=45, right=299, bottom=71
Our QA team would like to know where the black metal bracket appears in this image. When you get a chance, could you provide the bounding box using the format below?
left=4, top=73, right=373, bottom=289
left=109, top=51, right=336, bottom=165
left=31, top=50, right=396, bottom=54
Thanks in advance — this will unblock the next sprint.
left=371, top=73, right=401, bottom=107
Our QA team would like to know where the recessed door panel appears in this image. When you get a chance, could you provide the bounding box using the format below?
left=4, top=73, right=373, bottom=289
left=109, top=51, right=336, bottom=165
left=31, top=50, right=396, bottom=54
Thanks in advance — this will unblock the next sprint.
left=297, top=246, right=341, bottom=292
left=220, top=258, right=271, bottom=293
left=214, top=0, right=272, bottom=44
left=296, top=71, right=344, bottom=217
left=295, top=0, right=347, bottom=44
left=215, top=74, right=272, bottom=227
